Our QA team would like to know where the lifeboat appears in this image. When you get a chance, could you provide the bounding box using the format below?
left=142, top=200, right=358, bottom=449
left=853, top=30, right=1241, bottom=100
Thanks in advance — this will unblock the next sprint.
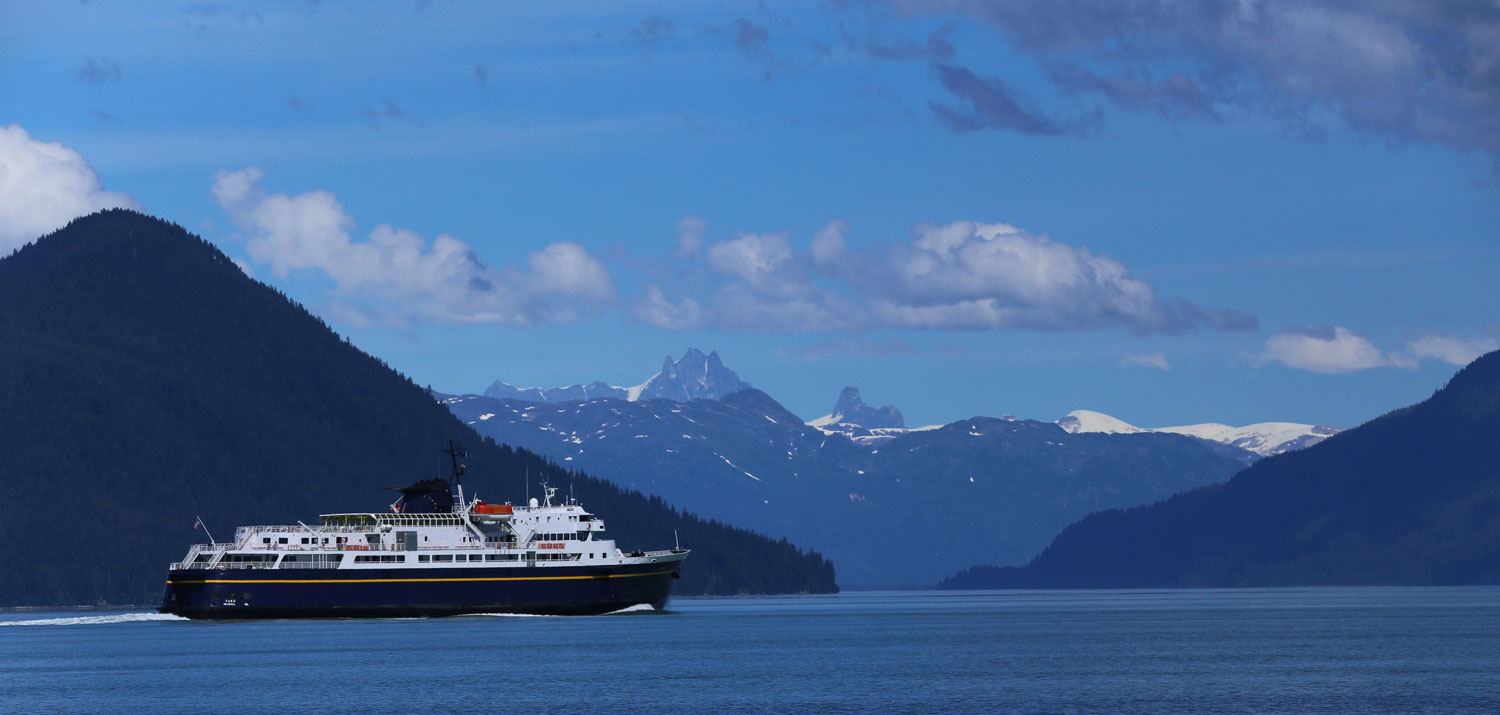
left=469, top=501, right=513, bottom=526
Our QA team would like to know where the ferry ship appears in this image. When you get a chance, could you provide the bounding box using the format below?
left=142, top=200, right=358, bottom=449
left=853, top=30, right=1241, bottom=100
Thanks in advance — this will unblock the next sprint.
left=159, top=444, right=688, bottom=618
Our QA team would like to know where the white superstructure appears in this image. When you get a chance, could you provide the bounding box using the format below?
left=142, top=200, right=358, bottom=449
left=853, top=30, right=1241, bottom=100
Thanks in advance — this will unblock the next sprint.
left=170, top=482, right=683, bottom=573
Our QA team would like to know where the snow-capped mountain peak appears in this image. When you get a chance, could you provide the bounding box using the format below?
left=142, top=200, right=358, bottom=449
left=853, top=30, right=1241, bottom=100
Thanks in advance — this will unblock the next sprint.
left=1056, top=410, right=1147, bottom=435
left=1056, top=410, right=1340, bottom=457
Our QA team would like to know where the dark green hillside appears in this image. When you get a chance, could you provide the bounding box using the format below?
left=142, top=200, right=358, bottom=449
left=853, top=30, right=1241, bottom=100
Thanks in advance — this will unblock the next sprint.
left=941, top=351, right=1500, bottom=589
left=0, top=209, right=836, bottom=606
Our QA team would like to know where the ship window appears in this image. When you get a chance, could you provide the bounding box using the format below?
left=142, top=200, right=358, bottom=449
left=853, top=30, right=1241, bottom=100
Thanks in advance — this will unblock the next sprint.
left=222, top=553, right=277, bottom=564
left=419, top=555, right=430, bottom=563
left=278, top=538, right=288, bottom=544
left=262, top=538, right=270, bottom=544
left=454, top=555, right=467, bottom=562
left=357, top=554, right=402, bottom=563
left=434, top=555, right=453, bottom=562
left=300, top=538, right=309, bottom=544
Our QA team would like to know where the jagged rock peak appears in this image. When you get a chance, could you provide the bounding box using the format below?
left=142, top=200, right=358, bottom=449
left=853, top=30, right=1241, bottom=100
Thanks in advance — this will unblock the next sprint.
left=825, top=385, right=905, bottom=430
left=638, top=348, right=750, bottom=402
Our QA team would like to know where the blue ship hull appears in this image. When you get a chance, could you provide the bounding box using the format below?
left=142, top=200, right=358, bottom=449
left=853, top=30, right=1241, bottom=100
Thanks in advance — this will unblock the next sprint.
left=159, top=560, right=682, bottom=619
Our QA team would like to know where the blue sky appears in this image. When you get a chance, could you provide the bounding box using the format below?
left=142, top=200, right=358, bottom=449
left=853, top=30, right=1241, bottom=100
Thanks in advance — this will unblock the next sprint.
left=3, top=1, right=1496, bottom=429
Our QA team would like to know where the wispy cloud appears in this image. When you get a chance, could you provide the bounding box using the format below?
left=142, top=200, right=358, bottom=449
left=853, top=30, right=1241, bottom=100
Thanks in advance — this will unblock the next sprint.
left=929, top=64, right=1100, bottom=136
left=360, top=99, right=403, bottom=121
left=856, top=24, right=956, bottom=62
left=733, top=17, right=770, bottom=58
left=778, top=336, right=919, bottom=361
left=75, top=56, right=122, bottom=86
left=629, top=14, right=674, bottom=52
left=1121, top=352, right=1170, bottom=370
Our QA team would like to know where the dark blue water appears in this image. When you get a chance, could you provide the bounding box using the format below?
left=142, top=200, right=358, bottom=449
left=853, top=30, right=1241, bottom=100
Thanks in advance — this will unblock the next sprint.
left=3, top=588, right=1498, bottom=713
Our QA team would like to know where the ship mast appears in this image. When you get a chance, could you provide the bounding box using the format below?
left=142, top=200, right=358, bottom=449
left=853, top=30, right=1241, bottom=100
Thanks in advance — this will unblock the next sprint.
left=441, top=440, right=467, bottom=511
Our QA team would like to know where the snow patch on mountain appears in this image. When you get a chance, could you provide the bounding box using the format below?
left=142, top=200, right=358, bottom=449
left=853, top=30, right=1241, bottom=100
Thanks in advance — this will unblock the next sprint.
left=810, top=422, right=943, bottom=446
left=1056, top=410, right=1341, bottom=457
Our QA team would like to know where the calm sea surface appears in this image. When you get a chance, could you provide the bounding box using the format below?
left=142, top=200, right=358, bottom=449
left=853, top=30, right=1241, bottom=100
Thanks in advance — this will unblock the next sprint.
left=3, top=588, right=1498, bottom=713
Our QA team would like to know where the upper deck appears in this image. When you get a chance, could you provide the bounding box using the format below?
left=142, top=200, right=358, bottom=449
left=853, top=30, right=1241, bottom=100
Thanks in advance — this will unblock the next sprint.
left=167, top=493, right=684, bottom=572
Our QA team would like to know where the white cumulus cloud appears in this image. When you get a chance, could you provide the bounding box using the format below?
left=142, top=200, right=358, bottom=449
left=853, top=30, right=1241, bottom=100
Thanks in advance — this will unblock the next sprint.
left=211, top=167, right=614, bottom=326
left=636, top=217, right=1256, bottom=334
left=1258, top=325, right=1391, bottom=373
left=0, top=124, right=140, bottom=252
left=1401, top=335, right=1500, bottom=367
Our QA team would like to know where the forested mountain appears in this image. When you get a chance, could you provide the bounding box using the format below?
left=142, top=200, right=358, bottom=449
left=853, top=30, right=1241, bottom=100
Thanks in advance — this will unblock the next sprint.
left=0, top=210, right=836, bottom=607
left=941, top=351, right=1500, bottom=589
left=446, top=387, right=1251, bottom=585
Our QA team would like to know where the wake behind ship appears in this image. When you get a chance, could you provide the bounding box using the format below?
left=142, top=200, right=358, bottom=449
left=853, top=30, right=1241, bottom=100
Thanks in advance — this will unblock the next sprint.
left=159, top=444, right=688, bottom=618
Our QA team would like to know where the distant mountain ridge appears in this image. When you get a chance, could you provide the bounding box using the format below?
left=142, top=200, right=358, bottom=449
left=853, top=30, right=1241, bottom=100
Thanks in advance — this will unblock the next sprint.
left=944, top=351, right=1500, bottom=589
left=446, top=387, right=1251, bottom=585
left=1057, top=409, right=1340, bottom=457
left=484, top=348, right=750, bottom=404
